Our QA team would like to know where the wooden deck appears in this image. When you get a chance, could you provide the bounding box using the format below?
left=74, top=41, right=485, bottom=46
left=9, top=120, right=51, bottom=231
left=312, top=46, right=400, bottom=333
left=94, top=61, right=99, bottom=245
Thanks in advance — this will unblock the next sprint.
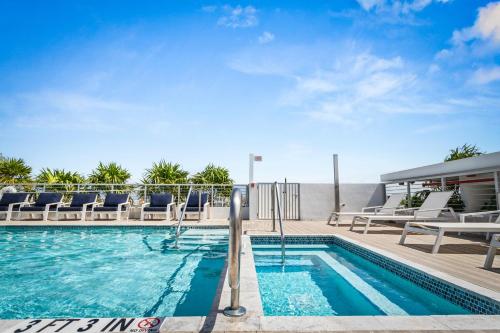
left=239, top=219, right=500, bottom=293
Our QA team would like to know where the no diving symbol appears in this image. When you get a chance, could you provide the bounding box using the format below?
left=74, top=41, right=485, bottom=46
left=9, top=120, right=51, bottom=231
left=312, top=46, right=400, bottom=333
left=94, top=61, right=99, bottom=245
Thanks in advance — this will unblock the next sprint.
left=137, top=318, right=161, bottom=329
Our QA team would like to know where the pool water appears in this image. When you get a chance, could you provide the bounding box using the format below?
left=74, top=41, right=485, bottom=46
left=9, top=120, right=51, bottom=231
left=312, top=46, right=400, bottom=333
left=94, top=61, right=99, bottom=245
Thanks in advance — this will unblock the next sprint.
left=253, top=245, right=471, bottom=316
left=0, top=227, right=227, bottom=319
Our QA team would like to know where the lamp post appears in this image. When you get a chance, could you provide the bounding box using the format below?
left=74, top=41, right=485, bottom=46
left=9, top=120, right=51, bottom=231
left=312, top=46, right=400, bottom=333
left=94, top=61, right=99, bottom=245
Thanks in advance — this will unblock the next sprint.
left=249, top=153, right=263, bottom=184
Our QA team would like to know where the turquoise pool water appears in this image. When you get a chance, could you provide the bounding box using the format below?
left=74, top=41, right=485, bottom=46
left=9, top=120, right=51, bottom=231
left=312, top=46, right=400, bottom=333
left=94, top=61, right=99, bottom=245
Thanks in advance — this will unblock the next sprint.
left=253, top=245, right=471, bottom=316
left=0, top=227, right=227, bottom=319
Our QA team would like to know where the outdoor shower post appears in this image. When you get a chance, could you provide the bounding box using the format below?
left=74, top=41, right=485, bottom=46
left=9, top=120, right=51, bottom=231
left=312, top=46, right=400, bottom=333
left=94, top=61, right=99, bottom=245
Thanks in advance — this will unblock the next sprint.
left=224, top=188, right=246, bottom=317
left=333, top=154, right=340, bottom=213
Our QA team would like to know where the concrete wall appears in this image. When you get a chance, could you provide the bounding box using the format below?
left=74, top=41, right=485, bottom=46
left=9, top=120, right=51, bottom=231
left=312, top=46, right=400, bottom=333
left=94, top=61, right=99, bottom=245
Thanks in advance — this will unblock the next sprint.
left=299, top=183, right=386, bottom=220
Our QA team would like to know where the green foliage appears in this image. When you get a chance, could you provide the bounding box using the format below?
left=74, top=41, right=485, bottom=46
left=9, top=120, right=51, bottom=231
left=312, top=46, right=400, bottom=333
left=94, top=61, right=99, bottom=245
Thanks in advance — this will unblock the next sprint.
left=445, top=144, right=484, bottom=162
left=142, top=160, right=189, bottom=184
left=0, top=157, right=32, bottom=183
left=190, top=164, right=233, bottom=184
left=36, top=168, right=85, bottom=184
left=401, top=190, right=430, bottom=207
left=88, top=162, right=131, bottom=184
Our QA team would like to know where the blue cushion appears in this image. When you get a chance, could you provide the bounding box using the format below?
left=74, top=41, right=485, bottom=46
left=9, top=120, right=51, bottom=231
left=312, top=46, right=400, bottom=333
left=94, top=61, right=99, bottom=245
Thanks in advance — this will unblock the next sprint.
left=0, top=205, right=22, bottom=211
left=70, top=193, right=97, bottom=207
left=34, top=193, right=62, bottom=206
left=186, top=206, right=203, bottom=212
left=0, top=193, right=29, bottom=205
left=186, top=192, right=208, bottom=207
left=103, top=193, right=129, bottom=207
left=143, top=206, right=169, bottom=212
left=58, top=206, right=94, bottom=212
left=20, top=206, right=57, bottom=212
left=94, top=206, right=127, bottom=212
left=150, top=193, right=172, bottom=207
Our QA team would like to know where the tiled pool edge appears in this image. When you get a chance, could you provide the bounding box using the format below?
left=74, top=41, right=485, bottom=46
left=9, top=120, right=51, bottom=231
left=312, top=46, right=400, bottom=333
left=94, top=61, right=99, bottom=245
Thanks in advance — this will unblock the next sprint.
left=251, top=234, right=500, bottom=315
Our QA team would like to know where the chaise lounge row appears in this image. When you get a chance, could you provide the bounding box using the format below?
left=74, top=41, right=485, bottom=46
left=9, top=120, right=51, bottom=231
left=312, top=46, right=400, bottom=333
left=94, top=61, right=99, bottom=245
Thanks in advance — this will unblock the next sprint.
left=0, top=191, right=210, bottom=222
left=330, top=191, right=500, bottom=268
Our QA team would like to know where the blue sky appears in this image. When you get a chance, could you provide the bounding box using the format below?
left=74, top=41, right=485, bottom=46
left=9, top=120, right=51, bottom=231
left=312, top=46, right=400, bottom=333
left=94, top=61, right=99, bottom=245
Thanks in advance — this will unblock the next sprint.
left=1, top=0, right=499, bottom=183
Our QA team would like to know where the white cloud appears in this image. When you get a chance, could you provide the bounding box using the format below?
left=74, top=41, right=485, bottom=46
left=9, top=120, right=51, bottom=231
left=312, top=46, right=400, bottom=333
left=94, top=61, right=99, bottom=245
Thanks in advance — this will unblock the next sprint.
left=258, top=31, right=275, bottom=44
left=217, top=5, right=258, bottom=28
left=228, top=43, right=498, bottom=126
left=356, top=0, right=450, bottom=14
left=357, top=0, right=384, bottom=11
left=452, top=1, right=500, bottom=46
left=469, top=66, right=500, bottom=85
left=1, top=90, right=159, bottom=132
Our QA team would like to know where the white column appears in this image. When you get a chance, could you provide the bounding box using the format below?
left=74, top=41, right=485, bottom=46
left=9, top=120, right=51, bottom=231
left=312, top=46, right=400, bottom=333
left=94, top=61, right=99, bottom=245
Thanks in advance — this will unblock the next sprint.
left=406, top=182, right=412, bottom=208
left=249, top=153, right=254, bottom=184
left=494, top=171, right=500, bottom=210
left=333, top=154, right=340, bottom=213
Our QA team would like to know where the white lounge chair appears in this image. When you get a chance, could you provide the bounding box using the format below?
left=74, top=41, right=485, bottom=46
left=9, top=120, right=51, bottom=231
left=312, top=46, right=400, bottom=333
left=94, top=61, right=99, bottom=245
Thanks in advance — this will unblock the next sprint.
left=328, top=193, right=405, bottom=227
left=399, top=210, right=500, bottom=254
left=351, top=191, right=456, bottom=234
left=140, top=193, right=176, bottom=221
left=485, top=234, right=500, bottom=269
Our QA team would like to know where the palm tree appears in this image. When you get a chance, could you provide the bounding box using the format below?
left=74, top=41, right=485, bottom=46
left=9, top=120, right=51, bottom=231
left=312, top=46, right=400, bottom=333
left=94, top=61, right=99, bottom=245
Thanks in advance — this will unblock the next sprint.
left=445, top=144, right=484, bottom=162
left=36, top=168, right=85, bottom=184
left=142, top=160, right=189, bottom=184
left=190, top=164, right=233, bottom=184
left=88, top=162, right=131, bottom=184
left=0, top=157, right=32, bottom=183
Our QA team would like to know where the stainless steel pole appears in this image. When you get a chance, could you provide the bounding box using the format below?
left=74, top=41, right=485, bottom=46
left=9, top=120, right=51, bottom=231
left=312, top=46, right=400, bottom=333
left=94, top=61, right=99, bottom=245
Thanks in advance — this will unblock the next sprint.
left=224, top=188, right=246, bottom=317
left=333, top=154, right=340, bottom=213
left=406, top=182, right=412, bottom=208
left=272, top=183, right=276, bottom=232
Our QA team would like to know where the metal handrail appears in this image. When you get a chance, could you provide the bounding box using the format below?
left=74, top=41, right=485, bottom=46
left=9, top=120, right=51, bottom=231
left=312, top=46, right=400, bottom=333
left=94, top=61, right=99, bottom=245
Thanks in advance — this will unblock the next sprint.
left=173, top=185, right=193, bottom=248
left=223, top=188, right=246, bottom=317
left=274, top=182, right=286, bottom=264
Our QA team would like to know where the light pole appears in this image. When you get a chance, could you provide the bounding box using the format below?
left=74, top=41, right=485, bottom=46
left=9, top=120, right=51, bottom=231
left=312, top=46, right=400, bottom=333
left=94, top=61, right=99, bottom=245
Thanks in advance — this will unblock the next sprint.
left=249, top=153, right=262, bottom=184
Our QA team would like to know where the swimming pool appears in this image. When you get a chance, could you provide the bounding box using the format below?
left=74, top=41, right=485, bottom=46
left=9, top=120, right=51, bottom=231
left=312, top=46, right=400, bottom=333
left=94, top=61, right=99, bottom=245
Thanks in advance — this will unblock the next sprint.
left=0, top=227, right=228, bottom=319
left=252, top=237, right=499, bottom=316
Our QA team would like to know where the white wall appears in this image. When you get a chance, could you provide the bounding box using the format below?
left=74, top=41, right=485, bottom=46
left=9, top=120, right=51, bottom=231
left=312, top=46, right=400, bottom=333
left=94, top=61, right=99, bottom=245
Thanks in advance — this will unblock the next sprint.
left=299, top=183, right=386, bottom=220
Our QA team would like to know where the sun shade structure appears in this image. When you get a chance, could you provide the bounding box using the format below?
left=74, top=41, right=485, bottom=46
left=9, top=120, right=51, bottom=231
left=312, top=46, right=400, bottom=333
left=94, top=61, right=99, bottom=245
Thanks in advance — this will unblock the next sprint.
left=381, top=151, right=500, bottom=213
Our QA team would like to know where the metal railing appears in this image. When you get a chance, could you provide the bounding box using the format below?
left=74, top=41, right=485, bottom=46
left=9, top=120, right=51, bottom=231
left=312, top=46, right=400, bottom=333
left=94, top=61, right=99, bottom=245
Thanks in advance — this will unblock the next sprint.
left=272, top=182, right=286, bottom=264
left=385, top=172, right=500, bottom=213
left=0, top=183, right=248, bottom=208
left=223, top=188, right=246, bottom=317
left=173, top=185, right=193, bottom=248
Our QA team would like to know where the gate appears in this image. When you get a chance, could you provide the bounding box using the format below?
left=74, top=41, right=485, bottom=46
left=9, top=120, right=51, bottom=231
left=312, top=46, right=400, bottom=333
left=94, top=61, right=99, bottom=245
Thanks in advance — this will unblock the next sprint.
left=257, top=183, right=300, bottom=220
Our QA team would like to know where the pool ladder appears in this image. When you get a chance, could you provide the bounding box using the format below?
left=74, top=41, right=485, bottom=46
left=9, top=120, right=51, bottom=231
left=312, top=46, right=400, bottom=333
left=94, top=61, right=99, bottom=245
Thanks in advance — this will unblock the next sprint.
left=173, top=185, right=193, bottom=248
left=272, top=181, right=286, bottom=264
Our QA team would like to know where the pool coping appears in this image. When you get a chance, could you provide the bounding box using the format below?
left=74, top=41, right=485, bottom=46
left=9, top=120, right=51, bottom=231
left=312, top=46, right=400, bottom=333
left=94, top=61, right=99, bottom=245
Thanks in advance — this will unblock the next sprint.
left=2, top=233, right=500, bottom=332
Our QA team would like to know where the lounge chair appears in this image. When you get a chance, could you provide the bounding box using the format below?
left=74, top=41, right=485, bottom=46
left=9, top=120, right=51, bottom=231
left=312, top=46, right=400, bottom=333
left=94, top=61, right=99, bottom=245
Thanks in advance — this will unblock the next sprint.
left=351, top=191, right=455, bottom=234
left=91, top=193, right=130, bottom=221
left=400, top=210, right=500, bottom=254
left=484, top=234, right=500, bottom=269
left=328, top=193, right=405, bottom=226
left=18, top=192, right=63, bottom=221
left=178, top=192, right=210, bottom=221
left=140, top=193, right=175, bottom=221
left=0, top=192, right=30, bottom=221
left=56, top=193, right=98, bottom=221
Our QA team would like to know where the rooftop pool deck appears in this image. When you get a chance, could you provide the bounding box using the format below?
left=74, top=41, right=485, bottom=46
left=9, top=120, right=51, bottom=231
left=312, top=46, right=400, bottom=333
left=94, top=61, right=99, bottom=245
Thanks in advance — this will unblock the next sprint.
left=1, top=218, right=499, bottom=332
